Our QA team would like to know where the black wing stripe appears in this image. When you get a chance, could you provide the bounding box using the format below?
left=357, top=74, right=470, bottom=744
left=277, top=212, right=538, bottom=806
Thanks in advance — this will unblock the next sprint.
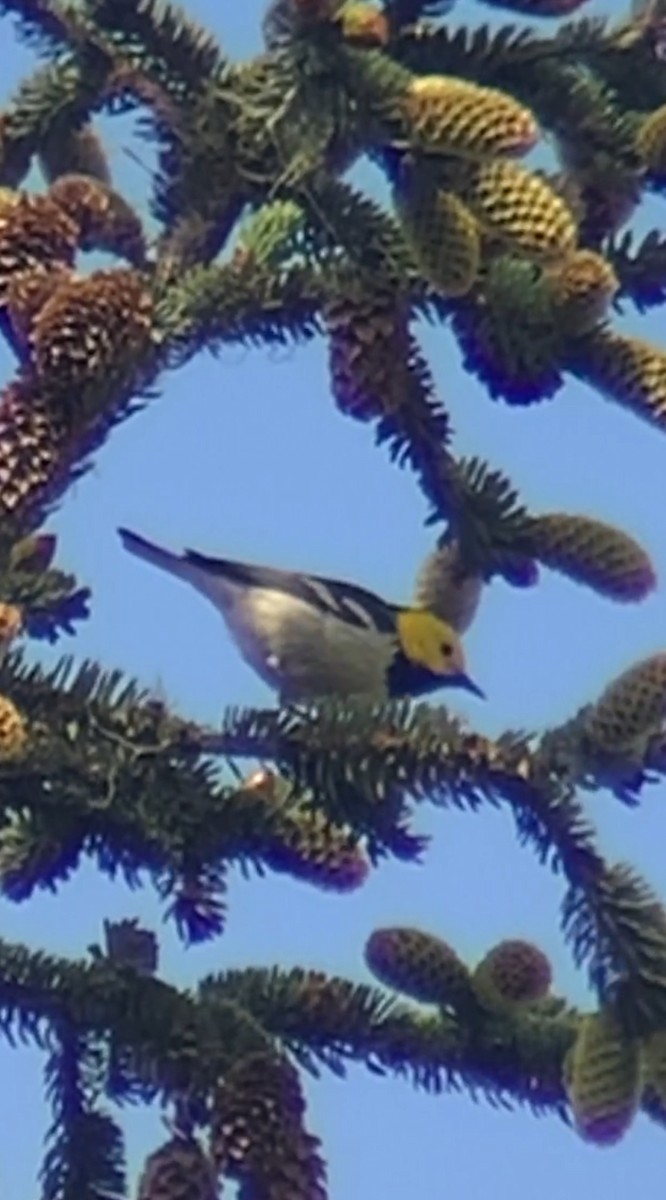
left=183, top=550, right=398, bottom=632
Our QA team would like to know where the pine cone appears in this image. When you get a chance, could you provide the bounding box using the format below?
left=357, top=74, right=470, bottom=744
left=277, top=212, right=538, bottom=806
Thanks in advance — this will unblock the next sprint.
left=525, top=512, right=656, bottom=601
left=38, top=122, right=111, bottom=184
left=30, top=268, right=153, bottom=395
left=566, top=328, right=666, bottom=431
left=365, top=927, right=473, bottom=1008
left=450, top=257, right=564, bottom=405
left=0, top=694, right=27, bottom=760
left=584, top=654, right=666, bottom=752
left=472, top=939, right=552, bottom=1012
left=49, top=174, right=146, bottom=265
left=451, top=159, right=577, bottom=263
left=398, top=175, right=480, bottom=297
left=6, top=264, right=75, bottom=349
left=567, top=1008, right=643, bottom=1146
left=548, top=249, right=619, bottom=335
left=0, top=194, right=79, bottom=303
left=326, top=289, right=413, bottom=421
left=266, top=806, right=369, bottom=892
left=211, top=1052, right=327, bottom=1200
left=401, top=76, right=538, bottom=159
left=137, top=1137, right=217, bottom=1200
left=0, top=377, right=65, bottom=518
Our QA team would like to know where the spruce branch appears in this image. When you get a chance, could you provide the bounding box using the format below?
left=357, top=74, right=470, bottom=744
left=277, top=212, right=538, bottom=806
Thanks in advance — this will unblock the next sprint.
left=606, top=227, right=666, bottom=312
left=0, top=934, right=588, bottom=1133
left=0, top=0, right=84, bottom=56
left=42, top=1020, right=127, bottom=1200
left=85, top=0, right=226, bottom=101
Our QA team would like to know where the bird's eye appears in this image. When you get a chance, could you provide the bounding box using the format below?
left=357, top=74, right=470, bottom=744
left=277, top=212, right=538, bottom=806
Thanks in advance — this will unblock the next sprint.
left=441, top=642, right=454, bottom=657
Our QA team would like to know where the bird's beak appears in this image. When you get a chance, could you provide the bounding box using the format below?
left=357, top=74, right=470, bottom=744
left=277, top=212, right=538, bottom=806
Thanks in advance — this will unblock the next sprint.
left=456, top=673, right=486, bottom=699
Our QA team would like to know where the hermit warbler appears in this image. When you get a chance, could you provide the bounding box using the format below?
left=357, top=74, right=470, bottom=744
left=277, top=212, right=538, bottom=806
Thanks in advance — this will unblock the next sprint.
left=118, top=529, right=484, bottom=704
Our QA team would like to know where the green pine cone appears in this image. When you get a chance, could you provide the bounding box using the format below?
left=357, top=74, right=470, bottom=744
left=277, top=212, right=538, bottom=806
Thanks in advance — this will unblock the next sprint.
left=567, top=1009, right=643, bottom=1146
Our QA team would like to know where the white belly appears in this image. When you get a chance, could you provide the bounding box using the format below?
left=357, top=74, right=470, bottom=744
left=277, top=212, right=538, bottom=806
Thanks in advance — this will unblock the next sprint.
left=192, top=574, right=394, bottom=700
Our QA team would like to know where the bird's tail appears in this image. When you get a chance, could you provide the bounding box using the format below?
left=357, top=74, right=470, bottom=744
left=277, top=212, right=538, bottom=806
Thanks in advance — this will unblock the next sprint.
left=118, top=527, right=193, bottom=582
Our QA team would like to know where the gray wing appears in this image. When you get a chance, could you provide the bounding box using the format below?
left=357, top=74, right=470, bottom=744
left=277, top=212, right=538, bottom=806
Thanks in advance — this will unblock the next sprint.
left=413, top=541, right=483, bottom=633
left=119, top=529, right=393, bottom=700
left=238, top=587, right=394, bottom=702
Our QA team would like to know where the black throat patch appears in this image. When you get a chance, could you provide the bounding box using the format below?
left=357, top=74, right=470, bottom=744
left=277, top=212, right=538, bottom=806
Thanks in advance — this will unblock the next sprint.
left=386, top=652, right=444, bottom=699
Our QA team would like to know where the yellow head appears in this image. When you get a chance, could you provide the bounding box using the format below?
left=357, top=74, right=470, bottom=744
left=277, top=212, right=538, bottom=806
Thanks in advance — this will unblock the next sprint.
left=395, top=609, right=484, bottom=697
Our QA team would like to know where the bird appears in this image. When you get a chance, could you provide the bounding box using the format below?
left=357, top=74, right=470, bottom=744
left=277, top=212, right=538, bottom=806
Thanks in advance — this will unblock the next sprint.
left=118, top=528, right=484, bottom=705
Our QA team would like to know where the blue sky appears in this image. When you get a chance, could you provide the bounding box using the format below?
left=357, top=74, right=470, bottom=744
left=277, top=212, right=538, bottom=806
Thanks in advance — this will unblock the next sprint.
left=2, top=1, right=666, bottom=1196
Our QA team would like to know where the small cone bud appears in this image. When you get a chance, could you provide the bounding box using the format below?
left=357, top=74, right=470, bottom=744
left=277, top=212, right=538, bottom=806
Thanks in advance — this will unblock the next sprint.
left=548, top=249, right=619, bottom=334
left=472, top=939, right=552, bottom=1012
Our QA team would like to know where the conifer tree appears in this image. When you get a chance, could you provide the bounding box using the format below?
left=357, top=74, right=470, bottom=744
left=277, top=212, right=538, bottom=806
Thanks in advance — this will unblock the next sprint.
left=2, top=0, right=666, bottom=1194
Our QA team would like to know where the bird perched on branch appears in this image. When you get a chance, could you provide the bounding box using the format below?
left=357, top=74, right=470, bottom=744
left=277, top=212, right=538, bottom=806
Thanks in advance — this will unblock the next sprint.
left=118, top=528, right=484, bottom=705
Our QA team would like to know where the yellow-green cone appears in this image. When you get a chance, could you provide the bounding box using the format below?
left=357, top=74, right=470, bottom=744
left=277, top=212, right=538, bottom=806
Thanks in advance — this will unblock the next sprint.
left=451, top=158, right=577, bottom=263
left=584, top=654, right=666, bottom=752
left=401, top=76, right=538, bottom=159
left=548, top=249, right=619, bottom=335
left=566, top=328, right=666, bottom=432
left=635, top=104, right=666, bottom=176
left=567, top=1009, right=643, bottom=1146
left=472, top=940, right=552, bottom=1012
left=398, top=178, right=481, bottom=297
left=525, top=512, right=656, bottom=602
left=365, top=927, right=472, bottom=1008
left=412, top=541, right=484, bottom=632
